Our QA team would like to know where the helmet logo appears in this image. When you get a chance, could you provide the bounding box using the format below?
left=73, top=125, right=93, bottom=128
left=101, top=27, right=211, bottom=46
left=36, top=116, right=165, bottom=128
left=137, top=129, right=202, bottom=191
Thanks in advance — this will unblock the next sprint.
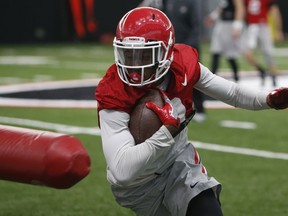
left=123, top=37, right=145, bottom=47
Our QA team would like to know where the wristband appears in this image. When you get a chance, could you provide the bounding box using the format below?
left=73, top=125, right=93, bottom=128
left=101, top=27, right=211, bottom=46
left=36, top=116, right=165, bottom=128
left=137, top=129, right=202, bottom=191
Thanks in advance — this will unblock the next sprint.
left=232, top=20, right=243, bottom=31
left=209, top=10, right=219, bottom=20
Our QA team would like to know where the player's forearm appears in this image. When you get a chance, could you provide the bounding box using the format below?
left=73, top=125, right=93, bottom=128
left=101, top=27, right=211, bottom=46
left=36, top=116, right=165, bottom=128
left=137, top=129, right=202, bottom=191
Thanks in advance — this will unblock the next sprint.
left=208, top=6, right=221, bottom=21
left=99, top=110, right=174, bottom=186
left=232, top=0, right=245, bottom=33
left=107, top=126, right=174, bottom=186
left=195, top=64, right=270, bottom=110
left=233, top=0, right=245, bottom=21
left=270, top=5, right=283, bottom=33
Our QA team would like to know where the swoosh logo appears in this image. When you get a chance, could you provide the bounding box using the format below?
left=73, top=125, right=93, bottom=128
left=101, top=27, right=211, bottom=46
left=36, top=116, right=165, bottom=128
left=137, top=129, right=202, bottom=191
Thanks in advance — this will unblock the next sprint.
left=181, top=74, right=187, bottom=86
left=190, top=182, right=199, bottom=189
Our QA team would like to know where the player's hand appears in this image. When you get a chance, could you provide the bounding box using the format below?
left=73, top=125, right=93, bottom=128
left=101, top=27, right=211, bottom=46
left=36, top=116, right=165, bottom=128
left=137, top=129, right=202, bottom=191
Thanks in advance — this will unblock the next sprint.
left=266, top=87, right=288, bottom=109
left=204, top=16, right=215, bottom=27
left=275, top=30, right=285, bottom=42
left=231, top=20, right=243, bottom=38
left=146, top=90, right=180, bottom=129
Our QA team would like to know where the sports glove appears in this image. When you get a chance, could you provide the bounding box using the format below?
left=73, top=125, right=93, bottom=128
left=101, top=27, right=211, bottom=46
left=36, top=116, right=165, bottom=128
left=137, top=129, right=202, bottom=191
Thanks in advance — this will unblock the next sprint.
left=266, top=87, right=288, bottom=110
left=146, top=90, right=180, bottom=129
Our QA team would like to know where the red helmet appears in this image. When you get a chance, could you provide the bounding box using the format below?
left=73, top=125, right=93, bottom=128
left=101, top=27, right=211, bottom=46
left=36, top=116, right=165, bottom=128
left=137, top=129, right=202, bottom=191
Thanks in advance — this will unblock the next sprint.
left=113, top=7, right=175, bottom=86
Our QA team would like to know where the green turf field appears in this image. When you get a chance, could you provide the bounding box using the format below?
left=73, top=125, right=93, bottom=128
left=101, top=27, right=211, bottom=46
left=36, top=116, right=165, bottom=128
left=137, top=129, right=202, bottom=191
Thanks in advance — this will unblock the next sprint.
left=0, top=42, right=288, bottom=216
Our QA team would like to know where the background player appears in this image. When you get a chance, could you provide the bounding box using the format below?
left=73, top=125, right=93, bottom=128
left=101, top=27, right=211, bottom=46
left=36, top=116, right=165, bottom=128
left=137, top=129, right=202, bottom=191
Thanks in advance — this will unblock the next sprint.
left=139, top=0, right=207, bottom=123
left=165, top=0, right=207, bottom=123
left=205, top=0, right=245, bottom=82
left=242, top=0, right=284, bottom=87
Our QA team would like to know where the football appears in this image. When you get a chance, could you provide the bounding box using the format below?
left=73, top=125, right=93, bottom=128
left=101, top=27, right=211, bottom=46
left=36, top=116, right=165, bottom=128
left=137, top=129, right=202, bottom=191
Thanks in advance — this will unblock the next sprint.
left=129, top=89, right=164, bottom=144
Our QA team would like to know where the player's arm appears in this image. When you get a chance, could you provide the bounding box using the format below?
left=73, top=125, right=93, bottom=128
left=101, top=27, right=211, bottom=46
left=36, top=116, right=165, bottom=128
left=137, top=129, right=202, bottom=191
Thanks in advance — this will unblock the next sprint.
left=99, top=109, right=174, bottom=186
left=194, top=64, right=269, bottom=110
left=269, top=3, right=284, bottom=41
left=195, top=64, right=288, bottom=110
left=138, top=0, right=151, bottom=7
left=204, top=5, right=222, bottom=27
left=234, top=0, right=245, bottom=21
left=232, top=0, right=245, bottom=37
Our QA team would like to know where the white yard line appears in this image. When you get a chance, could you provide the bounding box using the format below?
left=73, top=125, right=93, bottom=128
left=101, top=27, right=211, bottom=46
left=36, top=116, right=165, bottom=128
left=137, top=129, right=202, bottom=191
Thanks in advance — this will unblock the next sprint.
left=0, top=116, right=287, bottom=160
left=0, top=78, right=101, bottom=94
left=0, top=116, right=100, bottom=135
left=219, top=120, right=257, bottom=129
left=192, top=141, right=288, bottom=160
left=0, top=56, right=56, bottom=65
left=0, top=56, right=110, bottom=71
left=0, top=98, right=98, bottom=108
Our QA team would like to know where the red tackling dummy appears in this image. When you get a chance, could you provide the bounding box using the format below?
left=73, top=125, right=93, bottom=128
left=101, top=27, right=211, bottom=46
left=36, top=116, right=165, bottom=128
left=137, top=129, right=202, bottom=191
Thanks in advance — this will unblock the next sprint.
left=0, top=125, right=91, bottom=189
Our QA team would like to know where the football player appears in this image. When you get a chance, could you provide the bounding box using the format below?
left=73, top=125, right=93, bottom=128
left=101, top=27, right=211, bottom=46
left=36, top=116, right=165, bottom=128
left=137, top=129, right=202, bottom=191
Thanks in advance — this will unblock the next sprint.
left=243, top=0, right=284, bottom=86
left=138, top=0, right=166, bottom=11
left=95, top=7, right=288, bottom=216
left=205, top=0, right=245, bottom=82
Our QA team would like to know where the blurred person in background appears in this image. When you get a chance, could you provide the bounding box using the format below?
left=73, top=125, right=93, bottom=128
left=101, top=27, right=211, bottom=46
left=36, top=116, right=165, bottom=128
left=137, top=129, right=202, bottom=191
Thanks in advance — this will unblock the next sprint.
left=138, top=0, right=166, bottom=11
left=165, top=0, right=207, bottom=122
left=243, top=0, right=284, bottom=87
left=205, top=0, right=245, bottom=82
left=69, top=0, right=97, bottom=39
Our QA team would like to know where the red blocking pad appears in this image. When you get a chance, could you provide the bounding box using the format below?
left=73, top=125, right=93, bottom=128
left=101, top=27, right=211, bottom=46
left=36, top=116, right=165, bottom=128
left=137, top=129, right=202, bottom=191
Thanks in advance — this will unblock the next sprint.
left=0, top=124, right=91, bottom=189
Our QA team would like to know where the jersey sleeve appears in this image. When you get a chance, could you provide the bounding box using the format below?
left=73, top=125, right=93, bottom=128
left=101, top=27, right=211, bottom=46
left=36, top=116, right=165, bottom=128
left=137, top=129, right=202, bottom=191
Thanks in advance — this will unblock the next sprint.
left=171, top=44, right=201, bottom=86
left=195, top=64, right=270, bottom=110
left=99, top=109, right=175, bottom=186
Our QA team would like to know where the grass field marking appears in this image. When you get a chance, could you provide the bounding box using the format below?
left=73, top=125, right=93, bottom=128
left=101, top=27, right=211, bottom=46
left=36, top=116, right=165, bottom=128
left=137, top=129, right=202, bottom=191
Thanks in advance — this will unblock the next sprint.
left=0, top=116, right=100, bottom=136
left=0, top=55, right=111, bottom=71
left=0, top=98, right=97, bottom=108
left=62, top=61, right=111, bottom=71
left=219, top=120, right=257, bottom=129
left=1, top=116, right=288, bottom=161
left=0, top=56, right=56, bottom=65
left=192, top=141, right=288, bottom=160
left=0, top=78, right=101, bottom=94
left=204, top=101, right=234, bottom=109
left=274, top=47, right=288, bottom=56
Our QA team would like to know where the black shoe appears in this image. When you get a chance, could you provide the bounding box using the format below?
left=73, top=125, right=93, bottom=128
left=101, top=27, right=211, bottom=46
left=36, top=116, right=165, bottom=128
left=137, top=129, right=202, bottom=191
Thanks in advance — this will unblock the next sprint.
left=271, top=75, right=277, bottom=87
left=257, top=66, right=266, bottom=86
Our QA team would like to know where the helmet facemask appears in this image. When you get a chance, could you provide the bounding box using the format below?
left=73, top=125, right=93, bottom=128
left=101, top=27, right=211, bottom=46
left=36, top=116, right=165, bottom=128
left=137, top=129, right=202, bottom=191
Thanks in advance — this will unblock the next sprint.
left=114, top=36, right=173, bottom=86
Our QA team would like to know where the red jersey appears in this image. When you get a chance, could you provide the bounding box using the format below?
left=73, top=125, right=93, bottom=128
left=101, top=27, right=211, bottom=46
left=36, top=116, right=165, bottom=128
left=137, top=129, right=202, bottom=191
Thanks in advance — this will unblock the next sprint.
left=95, top=44, right=200, bottom=118
left=245, top=0, right=276, bottom=24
